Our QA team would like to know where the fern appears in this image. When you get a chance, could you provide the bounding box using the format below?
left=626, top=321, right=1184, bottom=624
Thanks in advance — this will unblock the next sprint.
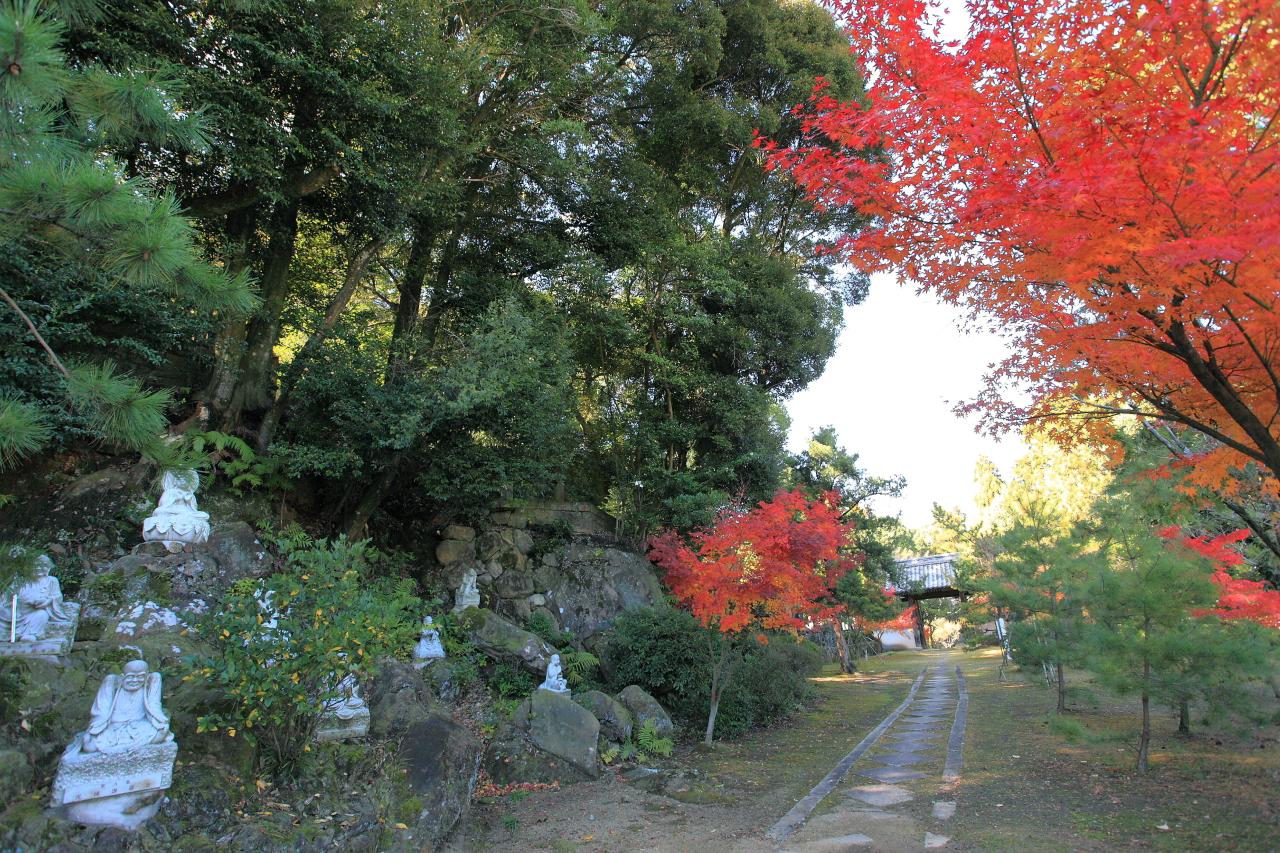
left=557, top=649, right=599, bottom=686
left=185, top=429, right=287, bottom=493
left=634, top=719, right=673, bottom=757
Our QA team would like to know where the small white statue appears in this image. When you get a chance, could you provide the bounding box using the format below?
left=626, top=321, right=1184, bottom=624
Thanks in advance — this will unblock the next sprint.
left=315, top=673, right=370, bottom=742
left=539, top=653, right=569, bottom=694
left=2, top=555, right=72, bottom=642
left=51, top=660, right=178, bottom=829
left=413, top=615, right=445, bottom=668
left=142, top=470, right=211, bottom=553
left=452, top=567, right=480, bottom=612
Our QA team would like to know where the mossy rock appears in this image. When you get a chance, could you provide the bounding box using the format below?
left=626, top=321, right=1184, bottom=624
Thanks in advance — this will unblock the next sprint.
left=460, top=608, right=555, bottom=675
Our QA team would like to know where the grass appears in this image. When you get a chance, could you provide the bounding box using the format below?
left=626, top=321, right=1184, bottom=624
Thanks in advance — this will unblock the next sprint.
left=945, top=648, right=1280, bottom=851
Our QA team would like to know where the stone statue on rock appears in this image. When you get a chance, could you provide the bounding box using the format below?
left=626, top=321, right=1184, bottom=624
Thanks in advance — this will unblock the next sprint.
left=539, top=653, right=569, bottom=694
left=413, top=615, right=446, bottom=668
left=315, top=673, right=370, bottom=742
left=142, top=469, right=211, bottom=553
left=452, top=567, right=480, bottom=612
left=1, top=554, right=80, bottom=658
left=51, top=660, right=178, bottom=830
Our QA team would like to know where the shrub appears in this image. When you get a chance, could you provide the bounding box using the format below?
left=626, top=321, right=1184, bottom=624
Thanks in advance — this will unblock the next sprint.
left=601, top=606, right=821, bottom=739
left=183, top=534, right=420, bottom=778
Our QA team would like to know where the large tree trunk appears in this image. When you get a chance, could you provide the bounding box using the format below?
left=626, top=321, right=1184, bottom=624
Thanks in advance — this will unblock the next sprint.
left=1056, top=658, right=1067, bottom=713
left=832, top=621, right=854, bottom=674
left=256, top=234, right=388, bottom=450
left=206, top=203, right=299, bottom=431
left=1136, top=682, right=1151, bottom=774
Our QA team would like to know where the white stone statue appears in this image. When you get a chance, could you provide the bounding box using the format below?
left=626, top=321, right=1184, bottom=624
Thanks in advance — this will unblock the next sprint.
left=51, top=660, right=178, bottom=830
left=452, top=567, right=480, bottom=612
left=315, top=673, right=370, bottom=742
left=1, top=554, right=80, bottom=658
left=142, top=469, right=211, bottom=553
left=539, top=653, right=569, bottom=694
left=413, top=615, right=445, bottom=668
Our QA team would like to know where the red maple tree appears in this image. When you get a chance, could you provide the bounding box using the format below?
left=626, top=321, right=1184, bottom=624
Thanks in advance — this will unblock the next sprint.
left=648, top=488, right=856, bottom=743
left=1167, top=527, right=1280, bottom=628
left=763, top=1, right=1280, bottom=489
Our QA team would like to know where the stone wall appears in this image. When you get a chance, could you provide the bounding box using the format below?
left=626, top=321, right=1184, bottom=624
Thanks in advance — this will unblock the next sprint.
left=435, top=507, right=660, bottom=643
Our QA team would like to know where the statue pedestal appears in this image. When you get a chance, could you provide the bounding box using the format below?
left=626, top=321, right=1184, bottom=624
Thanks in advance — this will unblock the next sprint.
left=51, top=739, right=177, bottom=830
left=0, top=603, right=80, bottom=661
left=315, top=707, right=370, bottom=742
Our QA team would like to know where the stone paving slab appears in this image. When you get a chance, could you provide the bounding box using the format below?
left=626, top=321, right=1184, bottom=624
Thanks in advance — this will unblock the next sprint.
left=925, top=832, right=950, bottom=848
left=887, top=728, right=943, bottom=737
left=778, top=832, right=874, bottom=851
left=932, top=801, right=956, bottom=820
left=857, top=766, right=927, bottom=783
left=845, top=784, right=914, bottom=807
left=875, top=752, right=932, bottom=767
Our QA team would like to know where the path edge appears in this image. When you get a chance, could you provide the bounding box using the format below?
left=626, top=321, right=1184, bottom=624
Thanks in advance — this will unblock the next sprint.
left=763, top=669, right=927, bottom=843
left=942, top=665, right=968, bottom=782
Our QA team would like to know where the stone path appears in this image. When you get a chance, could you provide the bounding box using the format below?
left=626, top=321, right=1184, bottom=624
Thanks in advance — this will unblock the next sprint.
left=769, top=659, right=968, bottom=852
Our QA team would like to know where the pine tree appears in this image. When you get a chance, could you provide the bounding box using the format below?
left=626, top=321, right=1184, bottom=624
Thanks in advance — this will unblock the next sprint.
left=1075, top=478, right=1270, bottom=772
left=0, top=0, right=252, bottom=467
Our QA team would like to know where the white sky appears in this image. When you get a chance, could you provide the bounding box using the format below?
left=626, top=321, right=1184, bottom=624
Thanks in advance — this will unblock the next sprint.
left=782, top=3, right=1008, bottom=530
left=785, top=273, right=1026, bottom=529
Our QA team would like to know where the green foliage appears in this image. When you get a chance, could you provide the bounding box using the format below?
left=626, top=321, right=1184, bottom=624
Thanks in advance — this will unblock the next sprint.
left=602, top=606, right=820, bottom=739
left=182, top=534, right=420, bottom=778
left=557, top=649, right=599, bottom=687
left=527, top=610, right=571, bottom=648
left=633, top=718, right=673, bottom=758
left=186, top=429, right=288, bottom=493
left=0, top=396, right=51, bottom=470
left=489, top=662, right=537, bottom=700
left=0, top=0, right=251, bottom=468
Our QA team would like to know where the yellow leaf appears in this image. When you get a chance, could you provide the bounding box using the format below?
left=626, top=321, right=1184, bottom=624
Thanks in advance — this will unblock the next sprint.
left=395, top=823, right=408, bottom=830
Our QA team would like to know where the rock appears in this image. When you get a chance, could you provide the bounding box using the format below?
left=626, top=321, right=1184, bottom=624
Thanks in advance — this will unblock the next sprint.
left=494, top=570, right=534, bottom=599
left=489, top=511, right=527, bottom=529
left=203, top=521, right=272, bottom=580
left=441, top=524, right=475, bottom=542
left=522, top=690, right=600, bottom=777
left=575, top=690, right=633, bottom=744
left=527, top=593, right=546, bottom=607
left=475, top=530, right=507, bottom=562
left=366, top=659, right=435, bottom=737
left=399, top=712, right=482, bottom=844
left=456, top=608, right=556, bottom=674
left=436, top=539, right=476, bottom=565
left=616, top=685, right=673, bottom=737
left=0, top=749, right=32, bottom=804
left=61, top=467, right=130, bottom=502
left=545, top=543, right=663, bottom=642
left=484, top=691, right=600, bottom=784
left=511, top=529, right=535, bottom=555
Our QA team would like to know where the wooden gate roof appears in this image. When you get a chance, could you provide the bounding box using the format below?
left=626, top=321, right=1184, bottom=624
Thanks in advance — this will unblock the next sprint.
left=893, top=553, right=963, bottom=599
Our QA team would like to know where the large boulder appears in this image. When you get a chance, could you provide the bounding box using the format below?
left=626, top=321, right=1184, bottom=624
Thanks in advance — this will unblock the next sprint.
left=366, top=659, right=435, bottom=737
left=483, top=690, right=600, bottom=784
left=616, top=685, right=674, bottom=737
left=544, top=543, right=663, bottom=643
left=575, top=690, right=633, bottom=744
left=399, top=713, right=482, bottom=844
left=456, top=608, right=556, bottom=674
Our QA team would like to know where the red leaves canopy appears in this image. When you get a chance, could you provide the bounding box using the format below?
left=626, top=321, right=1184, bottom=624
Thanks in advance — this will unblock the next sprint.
left=648, top=489, right=856, bottom=635
left=1166, top=526, right=1280, bottom=628
left=766, top=1, right=1280, bottom=484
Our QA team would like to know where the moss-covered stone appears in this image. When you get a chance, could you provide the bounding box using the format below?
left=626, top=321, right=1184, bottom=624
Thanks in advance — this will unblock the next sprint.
left=0, top=749, right=32, bottom=805
left=461, top=608, right=556, bottom=674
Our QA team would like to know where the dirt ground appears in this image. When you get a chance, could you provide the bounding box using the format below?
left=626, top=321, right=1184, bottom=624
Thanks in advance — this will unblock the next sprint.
left=446, top=650, right=1280, bottom=852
